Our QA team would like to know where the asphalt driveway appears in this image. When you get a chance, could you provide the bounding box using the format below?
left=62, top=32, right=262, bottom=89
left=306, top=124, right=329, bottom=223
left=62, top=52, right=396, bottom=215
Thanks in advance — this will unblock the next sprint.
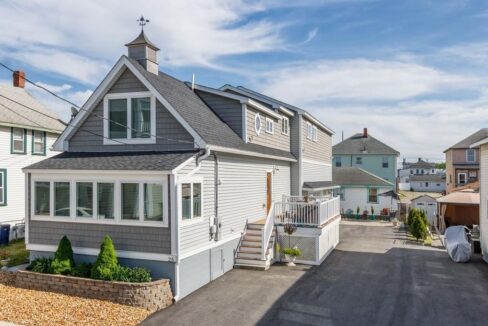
left=142, top=222, right=488, bottom=326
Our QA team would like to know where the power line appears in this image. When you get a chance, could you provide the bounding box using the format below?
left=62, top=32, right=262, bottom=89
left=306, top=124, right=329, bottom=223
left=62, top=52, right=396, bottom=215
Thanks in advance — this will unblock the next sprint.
left=0, top=62, right=197, bottom=147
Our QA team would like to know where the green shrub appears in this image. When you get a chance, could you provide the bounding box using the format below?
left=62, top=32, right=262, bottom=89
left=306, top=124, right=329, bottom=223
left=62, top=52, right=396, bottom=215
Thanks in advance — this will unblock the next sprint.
left=113, top=265, right=152, bottom=283
left=71, top=263, right=93, bottom=278
left=51, top=236, right=74, bottom=275
left=409, top=209, right=428, bottom=241
left=27, top=257, right=53, bottom=274
left=282, top=247, right=301, bottom=257
left=91, top=235, right=118, bottom=280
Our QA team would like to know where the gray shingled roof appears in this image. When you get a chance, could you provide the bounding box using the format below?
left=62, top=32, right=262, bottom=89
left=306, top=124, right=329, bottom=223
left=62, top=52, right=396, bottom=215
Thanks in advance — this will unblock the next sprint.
left=125, top=31, right=160, bottom=51
left=24, top=151, right=198, bottom=171
left=404, top=159, right=436, bottom=169
left=333, top=133, right=399, bottom=155
left=129, top=57, right=296, bottom=161
left=0, top=85, right=65, bottom=133
left=410, top=174, right=445, bottom=182
left=444, top=128, right=488, bottom=152
left=303, top=181, right=338, bottom=190
left=332, top=167, right=394, bottom=187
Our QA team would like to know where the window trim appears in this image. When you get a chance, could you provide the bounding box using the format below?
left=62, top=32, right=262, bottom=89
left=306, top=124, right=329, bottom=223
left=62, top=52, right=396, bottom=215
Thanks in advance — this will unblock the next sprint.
left=312, top=125, right=318, bottom=142
left=180, top=178, right=204, bottom=225
left=265, top=117, right=274, bottom=134
left=0, top=169, right=6, bottom=206
left=255, top=113, right=262, bottom=135
left=11, top=127, right=27, bottom=154
left=103, top=92, right=156, bottom=145
left=281, top=116, right=289, bottom=136
left=306, top=122, right=313, bottom=140
left=367, top=187, right=378, bottom=204
left=32, top=130, right=47, bottom=156
left=466, top=149, right=476, bottom=163
left=31, top=174, right=168, bottom=227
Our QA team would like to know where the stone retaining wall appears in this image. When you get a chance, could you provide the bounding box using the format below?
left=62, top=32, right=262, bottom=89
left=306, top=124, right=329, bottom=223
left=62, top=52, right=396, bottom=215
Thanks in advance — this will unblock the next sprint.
left=0, top=270, right=173, bottom=312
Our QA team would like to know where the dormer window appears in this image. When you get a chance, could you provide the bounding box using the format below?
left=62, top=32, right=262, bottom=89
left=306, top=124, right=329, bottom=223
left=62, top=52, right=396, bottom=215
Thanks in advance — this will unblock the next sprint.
left=265, top=118, right=274, bottom=134
left=255, top=113, right=262, bottom=135
left=103, top=92, right=156, bottom=145
left=466, top=149, right=476, bottom=163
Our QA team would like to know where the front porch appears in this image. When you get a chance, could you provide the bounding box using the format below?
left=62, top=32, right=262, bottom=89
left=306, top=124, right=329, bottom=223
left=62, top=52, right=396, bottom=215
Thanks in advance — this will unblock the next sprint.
left=234, top=195, right=341, bottom=269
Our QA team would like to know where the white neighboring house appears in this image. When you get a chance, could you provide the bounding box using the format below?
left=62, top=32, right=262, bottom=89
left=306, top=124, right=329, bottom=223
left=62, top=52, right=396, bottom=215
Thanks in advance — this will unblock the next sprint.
left=410, top=194, right=438, bottom=224
left=409, top=174, right=446, bottom=193
left=470, top=136, right=488, bottom=263
left=398, top=158, right=444, bottom=191
left=0, top=71, right=65, bottom=237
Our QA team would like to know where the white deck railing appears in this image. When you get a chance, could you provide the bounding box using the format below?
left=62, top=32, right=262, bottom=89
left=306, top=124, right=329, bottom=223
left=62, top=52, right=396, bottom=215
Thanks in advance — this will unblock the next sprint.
left=261, top=202, right=276, bottom=260
left=275, top=196, right=340, bottom=227
left=283, top=195, right=333, bottom=203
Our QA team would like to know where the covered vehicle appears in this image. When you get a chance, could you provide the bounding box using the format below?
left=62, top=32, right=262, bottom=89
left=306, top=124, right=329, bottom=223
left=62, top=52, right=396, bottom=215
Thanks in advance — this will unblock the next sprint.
left=444, top=226, right=471, bottom=263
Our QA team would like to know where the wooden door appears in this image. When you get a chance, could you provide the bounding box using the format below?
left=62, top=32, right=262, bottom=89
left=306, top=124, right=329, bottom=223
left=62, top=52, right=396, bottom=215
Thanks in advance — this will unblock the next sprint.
left=266, top=172, right=272, bottom=214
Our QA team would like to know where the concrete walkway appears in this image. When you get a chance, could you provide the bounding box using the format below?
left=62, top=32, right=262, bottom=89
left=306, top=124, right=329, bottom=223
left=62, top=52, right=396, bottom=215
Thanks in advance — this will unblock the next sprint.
left=143, top=222, right=488, bottom=326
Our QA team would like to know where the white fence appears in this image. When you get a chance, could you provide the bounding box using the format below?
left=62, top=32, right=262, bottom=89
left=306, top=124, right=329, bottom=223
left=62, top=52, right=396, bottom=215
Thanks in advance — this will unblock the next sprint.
left=275, top=196, right=340, bottom=227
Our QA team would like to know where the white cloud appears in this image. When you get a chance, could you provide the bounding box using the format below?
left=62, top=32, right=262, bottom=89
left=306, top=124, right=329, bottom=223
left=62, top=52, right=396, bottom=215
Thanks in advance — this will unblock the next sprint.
left=259, top=59, right=479, bottom=105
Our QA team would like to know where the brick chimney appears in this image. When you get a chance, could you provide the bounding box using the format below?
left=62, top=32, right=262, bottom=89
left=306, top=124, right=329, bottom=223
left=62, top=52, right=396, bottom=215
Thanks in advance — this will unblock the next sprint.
left=363, top=128, right=368, bottom=138
left=13, top=70, right=25, bottom=88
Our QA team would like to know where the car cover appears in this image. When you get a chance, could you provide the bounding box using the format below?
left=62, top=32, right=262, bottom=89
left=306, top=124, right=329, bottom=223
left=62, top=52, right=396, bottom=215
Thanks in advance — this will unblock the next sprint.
left=445, top=226, right=471, bottom=263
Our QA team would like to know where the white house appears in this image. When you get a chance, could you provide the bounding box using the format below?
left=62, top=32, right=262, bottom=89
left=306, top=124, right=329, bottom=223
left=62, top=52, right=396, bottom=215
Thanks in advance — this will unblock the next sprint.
left=23, top=31, right=341, bottom=300
left=0, top=71, right=64, bottom=237
left=409, top=174, right=446, bottom=193
left=398, top=158, right=444, bottom=191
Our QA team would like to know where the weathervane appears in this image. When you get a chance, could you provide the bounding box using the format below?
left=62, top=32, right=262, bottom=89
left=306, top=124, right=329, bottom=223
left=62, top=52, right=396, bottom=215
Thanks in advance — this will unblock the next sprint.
left=137, top=16, right=149, bottom=31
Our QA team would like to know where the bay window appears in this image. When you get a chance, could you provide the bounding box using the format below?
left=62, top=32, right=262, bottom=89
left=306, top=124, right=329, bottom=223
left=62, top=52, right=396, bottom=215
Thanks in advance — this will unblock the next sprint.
left=181, top=181, right=203, bottom=221
left=104, top=92, right=155, bottom=144
left=32, top=130, right=46, bottom=155
left=121, top=183, right=139, bottom=220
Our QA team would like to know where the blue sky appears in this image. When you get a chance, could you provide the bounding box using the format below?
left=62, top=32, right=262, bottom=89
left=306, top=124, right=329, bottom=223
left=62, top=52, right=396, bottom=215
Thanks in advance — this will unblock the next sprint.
left=1, top=0, right=488, bottom=160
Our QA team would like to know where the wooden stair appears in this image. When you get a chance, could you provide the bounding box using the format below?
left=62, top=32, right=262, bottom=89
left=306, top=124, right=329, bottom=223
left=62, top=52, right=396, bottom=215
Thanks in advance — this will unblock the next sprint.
left=234, top=221, right=274, bottom=271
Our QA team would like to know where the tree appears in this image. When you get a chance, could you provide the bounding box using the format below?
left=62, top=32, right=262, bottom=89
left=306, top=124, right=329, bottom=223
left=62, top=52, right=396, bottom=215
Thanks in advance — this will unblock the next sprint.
left=435, top=162, right=446, bottom=169
left=409, top=209, right=428, bottom=241
left=51, top=235, right=74, bottom=275
left=91, top=235, right=118, bottom=280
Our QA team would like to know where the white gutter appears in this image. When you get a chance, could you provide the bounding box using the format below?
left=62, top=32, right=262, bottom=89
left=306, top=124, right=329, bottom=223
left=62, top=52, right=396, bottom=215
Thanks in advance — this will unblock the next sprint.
left=208, top=145, right=297, bottom=162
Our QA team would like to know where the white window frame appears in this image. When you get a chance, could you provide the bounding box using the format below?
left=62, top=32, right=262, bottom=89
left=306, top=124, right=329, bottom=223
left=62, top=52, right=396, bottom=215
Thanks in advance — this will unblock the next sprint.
left=265, top=118, right=274, bottom=134
left=466, top=149, right=476, bottom=163
left=458, top=172, right=467, bottom=185
left=30, top=173, right=168, bottom=227
left=255, top=113, right=262, bottom=135
left=312, top=125, right=318, bottom=142
left=179, top=177, right=204, bottom=225
left=103, top=92, right=156, bottom=145
left=281, top=117, right=289, bottom=136
left=306, top=122, right=313, bottom=140
left=0, top=169, right=6, bottom=206
left=11, top=128, right=26, bottom=154
left=32, top=130, right=46, bottom=155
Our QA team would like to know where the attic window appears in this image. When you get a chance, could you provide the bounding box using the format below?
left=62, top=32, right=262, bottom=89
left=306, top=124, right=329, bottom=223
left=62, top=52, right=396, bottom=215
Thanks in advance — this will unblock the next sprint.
left=265, top=118, right=274, bottom=134
left=255, top=113, right=262, bottom=135
left=103, top=92, right=156, bottom=145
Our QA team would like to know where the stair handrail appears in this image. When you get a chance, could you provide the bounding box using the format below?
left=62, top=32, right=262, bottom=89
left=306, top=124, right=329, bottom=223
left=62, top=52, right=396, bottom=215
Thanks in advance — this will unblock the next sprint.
left=261, top=202, right=276, bottom=260
left=235, top=219, right=248, bottom=262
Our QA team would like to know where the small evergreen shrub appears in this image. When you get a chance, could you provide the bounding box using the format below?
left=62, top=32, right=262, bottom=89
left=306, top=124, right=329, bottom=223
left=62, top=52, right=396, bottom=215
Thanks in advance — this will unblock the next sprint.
left=91, top=235, right=118, bottom=280
left=27, top=257, right=53, bottom=274
left=71, top=263, right=93, bottom=278
left=51, top=236, right=75, bottom=275
left=282, top=247, right=301, bottom=257
left=113, top=265, right=152, bottom=283
left=409, top=209, right=428, bottom=241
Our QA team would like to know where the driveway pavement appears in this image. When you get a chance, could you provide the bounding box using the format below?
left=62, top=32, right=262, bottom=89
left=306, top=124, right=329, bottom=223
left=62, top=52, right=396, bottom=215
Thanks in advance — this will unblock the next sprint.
left=142, top=222, right=488, bottom=326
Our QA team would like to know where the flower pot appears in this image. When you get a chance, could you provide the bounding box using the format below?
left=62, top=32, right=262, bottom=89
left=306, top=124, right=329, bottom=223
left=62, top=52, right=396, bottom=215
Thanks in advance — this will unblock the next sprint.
left=0, top=258, right=9, bottom=271
left=285, top=254, right=296, bottom=267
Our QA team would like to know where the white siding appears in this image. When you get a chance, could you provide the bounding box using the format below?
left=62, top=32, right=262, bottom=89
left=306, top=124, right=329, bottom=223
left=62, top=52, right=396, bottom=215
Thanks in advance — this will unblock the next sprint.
left=341, top=187, right=394, bottom=214
left=302, top=160, right=332, bottom=182
left=178, top=153, right=291, bottom=255
left=480, top=144, right=488, bottom=262
left=0, top=126, right=60, bottom=224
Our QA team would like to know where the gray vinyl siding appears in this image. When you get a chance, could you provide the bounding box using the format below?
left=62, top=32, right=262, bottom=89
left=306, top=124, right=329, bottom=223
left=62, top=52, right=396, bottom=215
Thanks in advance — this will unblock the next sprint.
left=178, top=153, right=291, bottom=255
left=290, top=115, right=302, bottom=195
left=68, top=68, right=195, bottom=152
left=246, top=107, right=290, bottom=152
left=29, top=220, right=171, bottom=254
left=302, top=117, right=332, bottom=163
left=197, top=92, right=244, bottom=138
left=302, top=161, right=332, bottom=182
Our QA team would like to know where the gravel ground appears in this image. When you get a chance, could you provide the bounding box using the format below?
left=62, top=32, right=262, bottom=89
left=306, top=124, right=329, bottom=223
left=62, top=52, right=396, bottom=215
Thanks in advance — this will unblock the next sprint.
left=0, top=284, right=150, bottom=326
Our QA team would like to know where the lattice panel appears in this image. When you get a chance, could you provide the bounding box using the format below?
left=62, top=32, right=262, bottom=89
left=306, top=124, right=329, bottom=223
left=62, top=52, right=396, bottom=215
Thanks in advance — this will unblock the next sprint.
left=277, top=235, right=316, bottom=261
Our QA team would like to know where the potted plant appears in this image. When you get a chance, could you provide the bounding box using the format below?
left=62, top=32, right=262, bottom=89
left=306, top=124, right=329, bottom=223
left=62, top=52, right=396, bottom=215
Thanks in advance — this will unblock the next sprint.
left=0, top=251, right=9, bottom=271
left=370, top=206, right=375, bottom=220
left=356, top=206, right=360, bottom=219
left=362, top=210, right=369, bottom=220
left=282, top=223, right=300, bottom=266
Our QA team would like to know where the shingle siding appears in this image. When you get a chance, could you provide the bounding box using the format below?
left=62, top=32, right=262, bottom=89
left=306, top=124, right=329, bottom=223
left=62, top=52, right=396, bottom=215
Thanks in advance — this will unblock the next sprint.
left=196, top=92, right=244, bottom=138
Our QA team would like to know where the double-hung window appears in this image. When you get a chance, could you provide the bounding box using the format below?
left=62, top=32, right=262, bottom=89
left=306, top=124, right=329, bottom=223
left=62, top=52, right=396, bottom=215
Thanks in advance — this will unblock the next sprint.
left=466, top=149, right=476, bottom=163
left=104, top=92, right=155, bottom=144
left=336, top=157, right=342, bottom=167
left=306, top=123, right=313, bottom=140
left=281, top=117, right=289, bottom=135
left=312, top=126, right=318, bottom=142
left=181, top=181, right=202, bottom=221
left=0, top=169, right=6, bottom=206
left=356, top=157, right=363, bottom=165
left=32, top=130, right=46, bottom=155
left=368, top=188, right=378, bottom=203
left=382, top=157, right=389, bottom=168
left=11, top=128, right=26, bottom=154
left=265, top=118, right=274, bottom=134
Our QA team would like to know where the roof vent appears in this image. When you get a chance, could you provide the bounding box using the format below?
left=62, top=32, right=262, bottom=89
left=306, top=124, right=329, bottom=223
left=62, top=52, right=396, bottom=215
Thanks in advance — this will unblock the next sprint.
left=125, top=30, right=160, bottom=75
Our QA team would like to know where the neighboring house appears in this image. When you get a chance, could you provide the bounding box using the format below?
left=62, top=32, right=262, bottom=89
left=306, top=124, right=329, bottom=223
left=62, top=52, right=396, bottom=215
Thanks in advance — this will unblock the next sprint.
left=0, top=71, right=64, bottom=236
left=470, top=135, right=488, bottom=263
left=398, top=158, right=444, bottom=191
left=410, top=194, right=438, bottom=224
left=444, top=129, right=488, bottom=193
left=333, top=167, right=396, bottom=215
left=333, top=128, right=399, bottom=185
left=409, top=174, right=446, bottom=193
left=23, top=31, right=341, bottom=300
